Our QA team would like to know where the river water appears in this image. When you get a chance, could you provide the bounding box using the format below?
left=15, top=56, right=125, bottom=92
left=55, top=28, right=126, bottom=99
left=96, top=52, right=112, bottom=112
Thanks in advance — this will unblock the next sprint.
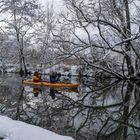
left=0, top=73, right=140, bottom=140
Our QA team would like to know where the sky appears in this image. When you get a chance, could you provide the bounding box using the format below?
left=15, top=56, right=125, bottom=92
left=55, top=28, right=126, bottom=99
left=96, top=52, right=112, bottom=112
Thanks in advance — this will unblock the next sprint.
left=39, top=0, right=64, bottom=12
left=0, top=115, right=74, bottom=140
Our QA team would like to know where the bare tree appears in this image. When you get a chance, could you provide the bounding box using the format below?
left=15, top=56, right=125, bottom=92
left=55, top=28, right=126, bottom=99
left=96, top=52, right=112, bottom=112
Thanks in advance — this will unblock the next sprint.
left=33, top=2, right=56, bottom=67
left=50, top=0, right=140, bottom=79
left=0, top=0, right=43, bottom=76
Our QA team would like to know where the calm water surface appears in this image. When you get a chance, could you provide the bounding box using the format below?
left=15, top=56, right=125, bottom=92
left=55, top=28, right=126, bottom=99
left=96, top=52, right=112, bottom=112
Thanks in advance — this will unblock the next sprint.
left=0, top=73, right=140, bottom=140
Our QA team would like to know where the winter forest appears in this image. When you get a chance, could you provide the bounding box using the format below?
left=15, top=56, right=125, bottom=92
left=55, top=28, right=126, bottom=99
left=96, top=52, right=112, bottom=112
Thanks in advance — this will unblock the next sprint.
left=0, top=0, right=140, bottom=79
left=0, top=0, right=140, bottom=140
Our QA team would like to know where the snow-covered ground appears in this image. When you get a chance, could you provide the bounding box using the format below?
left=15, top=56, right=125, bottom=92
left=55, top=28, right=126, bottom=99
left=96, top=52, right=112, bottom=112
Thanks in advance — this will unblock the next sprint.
left=0, top=115, right=74, bottom=140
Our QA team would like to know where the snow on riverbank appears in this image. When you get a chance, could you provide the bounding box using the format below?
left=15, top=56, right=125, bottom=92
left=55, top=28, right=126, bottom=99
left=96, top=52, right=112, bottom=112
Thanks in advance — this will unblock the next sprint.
left=0, top=115, right=74, bottom=140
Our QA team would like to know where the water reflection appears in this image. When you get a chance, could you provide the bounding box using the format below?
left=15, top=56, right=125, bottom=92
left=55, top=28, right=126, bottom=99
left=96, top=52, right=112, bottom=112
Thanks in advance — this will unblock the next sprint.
left=32, top=87, right=42, bottom=97
left=49, top=88, right=61, bottom=99
left=0, top=74, right=140, bottom=140
left=31, top=86, right=62, bottom=99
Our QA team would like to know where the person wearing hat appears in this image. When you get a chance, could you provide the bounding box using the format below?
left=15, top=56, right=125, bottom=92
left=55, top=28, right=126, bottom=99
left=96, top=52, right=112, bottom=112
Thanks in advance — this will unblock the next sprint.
left=32, top=71, right=42, bottom=82
left=49, top=71, right=61, bottom=83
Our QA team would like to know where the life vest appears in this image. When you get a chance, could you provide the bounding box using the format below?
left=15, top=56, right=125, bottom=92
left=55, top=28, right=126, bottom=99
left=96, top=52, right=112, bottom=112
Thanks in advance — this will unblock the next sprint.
left=33, top=75, right=41, bottom=82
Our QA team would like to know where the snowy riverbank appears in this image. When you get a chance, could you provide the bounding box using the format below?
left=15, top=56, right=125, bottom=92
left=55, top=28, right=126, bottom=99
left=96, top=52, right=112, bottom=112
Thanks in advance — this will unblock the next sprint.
left=0, top=115, right=74, bottom=140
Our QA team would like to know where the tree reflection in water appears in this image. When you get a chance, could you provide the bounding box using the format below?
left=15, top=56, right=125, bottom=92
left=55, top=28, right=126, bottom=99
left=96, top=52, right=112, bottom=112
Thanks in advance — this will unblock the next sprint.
left=0, top=74, right=140, bottom=140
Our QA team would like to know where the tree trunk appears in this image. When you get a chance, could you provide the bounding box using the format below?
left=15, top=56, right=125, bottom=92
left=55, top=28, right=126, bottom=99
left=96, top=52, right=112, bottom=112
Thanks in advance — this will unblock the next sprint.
left=13, top=0, right=27, bottom=77
left=124, top=0, right=134, bottom=77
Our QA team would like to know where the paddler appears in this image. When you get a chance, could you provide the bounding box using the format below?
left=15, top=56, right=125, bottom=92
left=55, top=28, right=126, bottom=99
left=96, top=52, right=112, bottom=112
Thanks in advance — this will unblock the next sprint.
left=32, top=71, right=42, bottom=82
left=49, top=71, right=61, bottom=83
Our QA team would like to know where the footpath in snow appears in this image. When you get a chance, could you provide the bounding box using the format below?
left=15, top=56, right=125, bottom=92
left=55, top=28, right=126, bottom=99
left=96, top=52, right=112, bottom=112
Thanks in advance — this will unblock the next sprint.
left=0, top=115, right=74, bottom=140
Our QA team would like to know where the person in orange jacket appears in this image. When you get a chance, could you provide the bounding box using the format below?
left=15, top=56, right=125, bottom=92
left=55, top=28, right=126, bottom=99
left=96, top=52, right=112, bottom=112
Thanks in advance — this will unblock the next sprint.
left=32, top=71, right=42, bottom=82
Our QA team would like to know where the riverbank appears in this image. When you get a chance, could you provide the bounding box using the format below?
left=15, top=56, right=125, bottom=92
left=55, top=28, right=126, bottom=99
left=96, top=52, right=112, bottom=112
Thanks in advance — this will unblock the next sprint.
left=0, top=115, right=74, bottom=140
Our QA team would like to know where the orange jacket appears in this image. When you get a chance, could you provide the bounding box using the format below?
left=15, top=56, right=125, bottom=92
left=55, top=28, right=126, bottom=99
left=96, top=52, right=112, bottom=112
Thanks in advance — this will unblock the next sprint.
left=33, top=75, right=41, bottom=82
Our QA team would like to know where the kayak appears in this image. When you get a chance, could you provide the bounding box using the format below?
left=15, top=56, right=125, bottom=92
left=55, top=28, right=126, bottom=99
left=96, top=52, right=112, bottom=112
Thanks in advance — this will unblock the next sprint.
left=22, top=80, right=80, bottom=88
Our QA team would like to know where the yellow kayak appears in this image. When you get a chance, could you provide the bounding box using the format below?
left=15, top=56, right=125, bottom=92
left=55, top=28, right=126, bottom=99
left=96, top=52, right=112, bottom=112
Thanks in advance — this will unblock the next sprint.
left=22, top=80, right=80, bottom=88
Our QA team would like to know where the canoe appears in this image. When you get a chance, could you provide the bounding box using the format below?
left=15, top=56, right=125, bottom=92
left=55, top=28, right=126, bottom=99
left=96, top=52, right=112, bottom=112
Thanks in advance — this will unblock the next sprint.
left=22, top=80, right=80, bottom=88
